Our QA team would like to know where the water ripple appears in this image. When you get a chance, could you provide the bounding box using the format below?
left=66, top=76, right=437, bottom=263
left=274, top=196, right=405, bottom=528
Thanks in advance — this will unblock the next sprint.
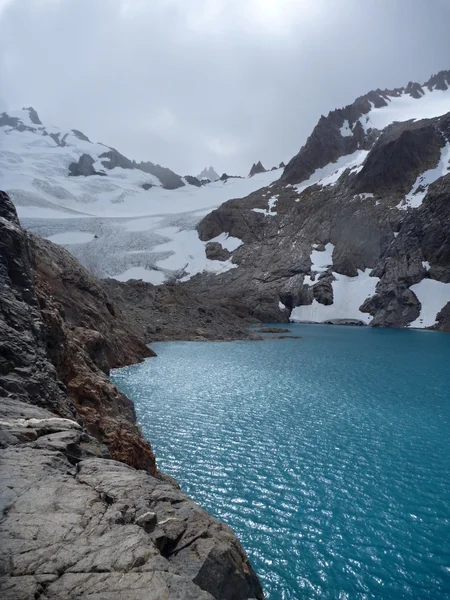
left=112, top=325, right=450, bottom=600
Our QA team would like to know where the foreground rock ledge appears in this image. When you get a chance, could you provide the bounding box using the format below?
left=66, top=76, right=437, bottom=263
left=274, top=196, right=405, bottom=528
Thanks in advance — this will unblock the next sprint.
left=0, top=191, right=264, bottom=600
left=0, top=400, right=263, bottom=600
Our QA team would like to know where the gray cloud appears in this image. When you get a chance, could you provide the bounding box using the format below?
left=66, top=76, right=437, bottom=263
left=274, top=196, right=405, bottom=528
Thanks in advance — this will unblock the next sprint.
left=1, top=0, right=449, bottom=175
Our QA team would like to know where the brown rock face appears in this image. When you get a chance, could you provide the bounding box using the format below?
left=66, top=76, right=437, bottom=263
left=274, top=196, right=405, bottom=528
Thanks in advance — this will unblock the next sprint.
left=29, top=235, right=157, bottom=472
left=0, top=191, right=156, bottom=473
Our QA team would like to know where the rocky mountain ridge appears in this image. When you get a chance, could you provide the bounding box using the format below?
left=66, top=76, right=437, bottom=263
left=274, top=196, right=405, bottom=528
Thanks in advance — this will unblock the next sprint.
left=194, top=71, right=450, bottom=330
left=282, top=69, right=450, bottom=185
left=0, top=191, right=264, bottom=600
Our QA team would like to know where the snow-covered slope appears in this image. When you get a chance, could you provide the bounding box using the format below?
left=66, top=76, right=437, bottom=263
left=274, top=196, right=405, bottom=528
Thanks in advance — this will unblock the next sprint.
left=360, top=87, right=450, bottom=132
left=0, top=108, right=282, bottom=283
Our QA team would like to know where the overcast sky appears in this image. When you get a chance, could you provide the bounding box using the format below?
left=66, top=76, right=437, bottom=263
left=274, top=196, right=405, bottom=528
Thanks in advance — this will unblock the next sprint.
left=1, top=0, right=450, bottom=175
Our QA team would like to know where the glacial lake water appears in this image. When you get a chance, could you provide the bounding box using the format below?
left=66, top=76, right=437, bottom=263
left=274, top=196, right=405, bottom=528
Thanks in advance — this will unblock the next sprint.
left=111, top=324, right=450, bottom=600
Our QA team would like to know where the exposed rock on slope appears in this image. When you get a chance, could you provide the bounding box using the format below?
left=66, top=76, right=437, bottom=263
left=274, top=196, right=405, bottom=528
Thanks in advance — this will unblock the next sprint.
left=362, top=175, right=450, bottom=328
left=0, top=191, right=264, bottom=600
left=0, top=192, right=68, bottom=418
left=69, top=153, right=105, bottom=177
left=196, top=104, right=450, bottom=330
left=249, top=161, right=267, bottom=177
left=98, top=148, right=185, bottom=189
left=102, top=278, right=258, bottom=342
left=0, top=400, right=263, bottom=600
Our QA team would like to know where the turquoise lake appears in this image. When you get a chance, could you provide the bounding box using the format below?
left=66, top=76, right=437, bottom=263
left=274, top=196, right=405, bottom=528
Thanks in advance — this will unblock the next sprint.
left=111, top=324, right=450, bottom=599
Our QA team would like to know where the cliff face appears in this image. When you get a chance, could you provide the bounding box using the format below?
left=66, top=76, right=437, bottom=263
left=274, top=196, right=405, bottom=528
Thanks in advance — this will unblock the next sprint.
left=0, top=191, right=157, bottom=472
left=0, top=192, right=264, bottom=600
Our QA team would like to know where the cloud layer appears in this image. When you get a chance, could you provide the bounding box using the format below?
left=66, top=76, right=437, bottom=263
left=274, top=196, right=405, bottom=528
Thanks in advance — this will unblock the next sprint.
left=1, top=0, right=449, bottom=175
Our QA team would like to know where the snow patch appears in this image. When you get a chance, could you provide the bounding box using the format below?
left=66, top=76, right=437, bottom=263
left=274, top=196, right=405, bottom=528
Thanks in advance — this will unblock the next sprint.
left=291, top=269, right=379, bottom=324
left=340, top=120, right=353, bottom=137
left=155, top=229, right=237, bottom=280
left=294, top=150, right=369, bottom=198
left=310, top=242, right=334, bottom=273
left=209, top=232, right=243, bottom=252
left=398, top=142, right=450, bottom=210
left=278, top=301, right=286, bottom=311
left=1, top=110, right=283, bottom=283
left=251, top=194, right=279, bottom=216
left=122, top=216, right=165, bottom=232
left=409, top=279, right=450, bottom=328
left=422, top=261, right=431, bottom=272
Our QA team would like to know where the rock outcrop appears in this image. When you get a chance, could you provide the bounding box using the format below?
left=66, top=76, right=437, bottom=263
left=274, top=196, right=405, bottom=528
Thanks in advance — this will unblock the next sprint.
left=362, top=175, right=450, bottom=329
left=249, top=161, right=267, bottom=177
left=99, top=149, right=185, bottom=190
left=69, top=153, right=105, bottom=177
left=197, top=166, right=219, bottom=182
left=0, top=191, right=264, bottom=600
left=184, top=175, right=202, bottom=187
left=0, top=190, right=155, bottom=470
left=205, top=241, right=232, bottom=261
left=219, top=173, right=244, bottom=181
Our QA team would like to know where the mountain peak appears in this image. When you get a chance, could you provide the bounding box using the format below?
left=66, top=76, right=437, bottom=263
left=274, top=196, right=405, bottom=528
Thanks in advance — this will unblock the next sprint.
left=198, top=166, right=219, bottom=181
left=0, top=106, right=43, bottom=130
left=248, top=161, right=267, bottom=177
left=282, top=68, right=450, bottom=185
left=23, top=106, right=42, bottom=125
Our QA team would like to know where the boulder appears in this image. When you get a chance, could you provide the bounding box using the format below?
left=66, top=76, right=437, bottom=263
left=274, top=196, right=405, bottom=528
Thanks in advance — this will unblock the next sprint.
left=205, top=242, right=231, bottom=261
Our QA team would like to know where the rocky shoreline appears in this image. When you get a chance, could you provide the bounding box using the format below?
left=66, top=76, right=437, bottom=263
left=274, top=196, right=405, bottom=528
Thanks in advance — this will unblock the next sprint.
left=0, top=192, right=264, bottom=600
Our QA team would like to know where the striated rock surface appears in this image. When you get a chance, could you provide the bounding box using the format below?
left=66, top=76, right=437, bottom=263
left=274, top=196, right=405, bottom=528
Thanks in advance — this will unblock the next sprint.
left=0, top=191, right=264, bottom=600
